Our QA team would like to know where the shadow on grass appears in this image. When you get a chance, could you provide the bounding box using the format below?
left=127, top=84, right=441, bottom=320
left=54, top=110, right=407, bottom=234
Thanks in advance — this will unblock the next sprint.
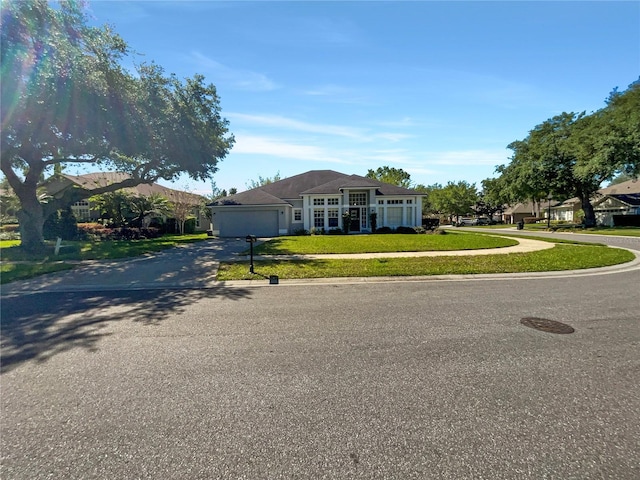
left=0, top=286, right=251, bottom=374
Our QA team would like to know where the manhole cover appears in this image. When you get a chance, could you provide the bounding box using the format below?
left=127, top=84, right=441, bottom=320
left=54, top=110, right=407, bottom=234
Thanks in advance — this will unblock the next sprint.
left=520, top=317, right=575, bottom=334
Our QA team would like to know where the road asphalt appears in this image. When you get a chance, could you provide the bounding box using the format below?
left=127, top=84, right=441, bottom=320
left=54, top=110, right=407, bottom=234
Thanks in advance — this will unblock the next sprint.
left=1, top=229, right=639, bottom=294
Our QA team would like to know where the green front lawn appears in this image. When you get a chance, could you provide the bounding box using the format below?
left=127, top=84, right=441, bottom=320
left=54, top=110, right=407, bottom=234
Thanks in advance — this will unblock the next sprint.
left=218, top=244, right=635, bottom=280
left=252, top=232, right=518, bottom=255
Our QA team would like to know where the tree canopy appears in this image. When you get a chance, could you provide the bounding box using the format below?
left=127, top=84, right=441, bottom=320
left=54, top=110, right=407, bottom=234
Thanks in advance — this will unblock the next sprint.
left=428, top=181, right=478, bottom=221
left=246, top=172, right=283, bottom=190
left=0, top=0, right=234, bottom=252
left=366, top=166, right=413, bottom=188
left=487, top=79, right=639, bottom=227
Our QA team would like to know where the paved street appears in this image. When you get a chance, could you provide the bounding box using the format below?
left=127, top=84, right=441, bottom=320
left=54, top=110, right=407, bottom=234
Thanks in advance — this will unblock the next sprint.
left=1, top=234, right=639, bottom=479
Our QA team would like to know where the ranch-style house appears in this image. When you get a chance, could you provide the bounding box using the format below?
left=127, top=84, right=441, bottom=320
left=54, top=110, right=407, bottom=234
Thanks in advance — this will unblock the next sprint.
left=209, top=170, right=426, bottom=237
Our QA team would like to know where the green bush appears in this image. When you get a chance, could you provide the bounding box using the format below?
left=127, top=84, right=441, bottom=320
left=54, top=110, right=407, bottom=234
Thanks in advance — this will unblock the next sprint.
left=43, top=208, right=78, bottom=240
left=395, top=226, right=417, bottom=234
left=184, top=218, right=196, bottom=234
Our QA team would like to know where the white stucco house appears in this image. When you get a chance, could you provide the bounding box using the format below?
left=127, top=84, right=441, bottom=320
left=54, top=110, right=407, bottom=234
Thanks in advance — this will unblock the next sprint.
left=209, top=170, right=426, bottom=237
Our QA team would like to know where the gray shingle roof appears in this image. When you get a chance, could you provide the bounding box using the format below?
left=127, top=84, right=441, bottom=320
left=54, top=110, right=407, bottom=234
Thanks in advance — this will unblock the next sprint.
left=210, top=170, right=424, bottom=206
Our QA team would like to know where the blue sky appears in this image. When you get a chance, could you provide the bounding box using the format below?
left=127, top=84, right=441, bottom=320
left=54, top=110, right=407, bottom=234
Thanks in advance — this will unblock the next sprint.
left=85, top=0, right=640, bottom=195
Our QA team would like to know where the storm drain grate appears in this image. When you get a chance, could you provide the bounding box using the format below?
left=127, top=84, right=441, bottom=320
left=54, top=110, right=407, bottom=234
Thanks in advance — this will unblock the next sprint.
left=521, top=317, right=575, bottom=334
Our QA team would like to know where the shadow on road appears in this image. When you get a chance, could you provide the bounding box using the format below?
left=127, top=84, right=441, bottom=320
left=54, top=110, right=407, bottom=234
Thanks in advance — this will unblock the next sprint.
left=0, top=286, right=252, bottom=374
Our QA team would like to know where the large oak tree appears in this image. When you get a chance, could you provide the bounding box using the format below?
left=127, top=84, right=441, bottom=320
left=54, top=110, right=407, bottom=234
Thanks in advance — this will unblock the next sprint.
left=1, top=0, right=234, bottom=253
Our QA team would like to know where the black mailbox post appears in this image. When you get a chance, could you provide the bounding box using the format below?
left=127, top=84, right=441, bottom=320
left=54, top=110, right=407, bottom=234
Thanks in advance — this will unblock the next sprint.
left=246, top=235, right=257, bottom=273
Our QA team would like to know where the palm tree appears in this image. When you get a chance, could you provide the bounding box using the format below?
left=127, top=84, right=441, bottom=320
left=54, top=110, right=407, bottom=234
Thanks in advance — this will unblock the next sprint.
left=129, top=193, right=172, bottom=227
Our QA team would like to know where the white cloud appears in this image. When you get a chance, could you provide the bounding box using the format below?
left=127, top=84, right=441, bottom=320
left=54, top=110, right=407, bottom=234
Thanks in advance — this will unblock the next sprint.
left=188, top=52, right=278, bottom=91
left=232, top=134, right=349, bottom=164
left=228, top=112, right=414, bottom=143
left=227, top=113, right=368, bottom=140
left=425, top=150, right=508, bottom=166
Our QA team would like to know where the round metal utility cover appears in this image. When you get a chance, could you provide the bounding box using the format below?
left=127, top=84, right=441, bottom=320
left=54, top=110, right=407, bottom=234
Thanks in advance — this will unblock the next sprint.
left=521, top=317, right=575, bottom=334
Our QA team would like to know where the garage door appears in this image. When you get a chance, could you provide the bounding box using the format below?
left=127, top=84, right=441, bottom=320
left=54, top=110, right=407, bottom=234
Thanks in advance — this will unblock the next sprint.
left=217, top=210, right=279, bottom=237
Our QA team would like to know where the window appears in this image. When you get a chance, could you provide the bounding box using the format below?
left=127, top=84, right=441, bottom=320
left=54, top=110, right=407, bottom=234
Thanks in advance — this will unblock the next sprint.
left=72, top=200, right=91, bottom=221
left=314, top=209, right=324, bottom=228
left=328, top=209, right=339, bottom=227
left=327, top=197, right=339, bottom=205
left=349, top=192, right=366, bottom=206
left=406, top=199, right=413, bottom=204
left=387, top=207, right=402, bottom=226
left=293, top=209, right=302, bottom=222
left=388, top=199, right=403, bottom=205
left=313, top=198, right=324, bottom=206
left=378, top=200, right=384, bottom=205
left=193, top=208, right=201, bottom=228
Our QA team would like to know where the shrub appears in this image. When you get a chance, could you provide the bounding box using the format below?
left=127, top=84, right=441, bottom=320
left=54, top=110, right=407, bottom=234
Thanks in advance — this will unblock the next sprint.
left=43, top=208, right=78, bottom=240
left=369, top=212, right=377, bottom=233
left=422, top=218, right=440, bottom=230
left=293, top=228, right=309, bottom=236
left=310, top=227, right=325, bottom=235
left=376, top=226, right=393, bottom=234
left=327, top=228, right=344, bottom=235
left=184, top=217, right=196, bottom=234
left=523, top=217, right=544, bottom=224
left=342, top=211, right=351, bottom=234
left=76, top=224, right=161, bottom=241
left=395, top=226, right=417, bottom=234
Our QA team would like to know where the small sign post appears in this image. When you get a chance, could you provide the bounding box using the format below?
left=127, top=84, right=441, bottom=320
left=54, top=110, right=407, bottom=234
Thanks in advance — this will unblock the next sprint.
left=245, top=235, right=257, bottom=274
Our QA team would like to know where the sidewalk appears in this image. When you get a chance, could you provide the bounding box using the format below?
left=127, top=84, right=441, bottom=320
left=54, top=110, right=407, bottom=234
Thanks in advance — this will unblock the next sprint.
left=1, top=236, right=557, bottom=294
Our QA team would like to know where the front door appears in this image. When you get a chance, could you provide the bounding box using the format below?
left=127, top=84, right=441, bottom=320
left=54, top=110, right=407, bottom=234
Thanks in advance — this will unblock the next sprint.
left=349, top=207, right=360, bottom=232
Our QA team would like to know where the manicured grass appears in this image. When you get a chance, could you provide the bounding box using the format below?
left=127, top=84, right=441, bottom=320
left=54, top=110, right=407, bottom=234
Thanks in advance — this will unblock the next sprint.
left=1, top=262, right=75, bottom=284
left=217, top=244, right=635, bottom=280
left=521, top=224, right=640, bottom=236
left=253, top=232, right=518, bottom=255
left=0, top=240, right=21, bottom=249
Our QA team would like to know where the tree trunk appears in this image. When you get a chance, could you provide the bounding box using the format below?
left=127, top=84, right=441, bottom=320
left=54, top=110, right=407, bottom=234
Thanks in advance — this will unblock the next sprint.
left=16, top=198, right=46, bottom=254
left=581, top=196, right=596, bottom=227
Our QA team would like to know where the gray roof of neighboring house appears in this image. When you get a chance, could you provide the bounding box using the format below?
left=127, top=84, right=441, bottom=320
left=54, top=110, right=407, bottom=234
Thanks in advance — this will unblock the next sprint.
left=209, top=170, right=424, bottom=206
left=598, top=178, right=640, bottom=195
left=212, top=188, right=289, bottom=206
left=47, top=172, right=205, bottom=204
left=502, top=202, right=538, bottom=215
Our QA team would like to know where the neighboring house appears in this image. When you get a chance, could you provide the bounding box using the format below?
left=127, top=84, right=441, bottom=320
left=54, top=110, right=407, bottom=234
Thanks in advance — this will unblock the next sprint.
left=548, top=197, right=580, bottom=222
left=545, top=179, right=640, bottom=226
left=501, top=202, right=542, bottom=224
left=592, top=179, right=640, bottom=226
left=209, top=170, right=425, bottom=237
left=44, top=172, right=209, bottom=231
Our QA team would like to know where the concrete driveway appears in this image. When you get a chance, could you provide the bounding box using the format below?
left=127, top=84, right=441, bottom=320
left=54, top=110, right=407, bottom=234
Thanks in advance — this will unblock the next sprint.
left=1, top=237, right=250, bottom=294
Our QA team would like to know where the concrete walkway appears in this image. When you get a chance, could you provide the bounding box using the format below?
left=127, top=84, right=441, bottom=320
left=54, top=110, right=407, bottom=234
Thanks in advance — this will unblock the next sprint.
left=253, top=235, right=554, bottom=260
left=4, top=234, right=636, bottom=294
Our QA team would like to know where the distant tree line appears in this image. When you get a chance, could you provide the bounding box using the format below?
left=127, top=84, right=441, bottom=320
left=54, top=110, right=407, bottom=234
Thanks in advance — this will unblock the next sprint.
left=483, top=79, right=639, bottom=227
